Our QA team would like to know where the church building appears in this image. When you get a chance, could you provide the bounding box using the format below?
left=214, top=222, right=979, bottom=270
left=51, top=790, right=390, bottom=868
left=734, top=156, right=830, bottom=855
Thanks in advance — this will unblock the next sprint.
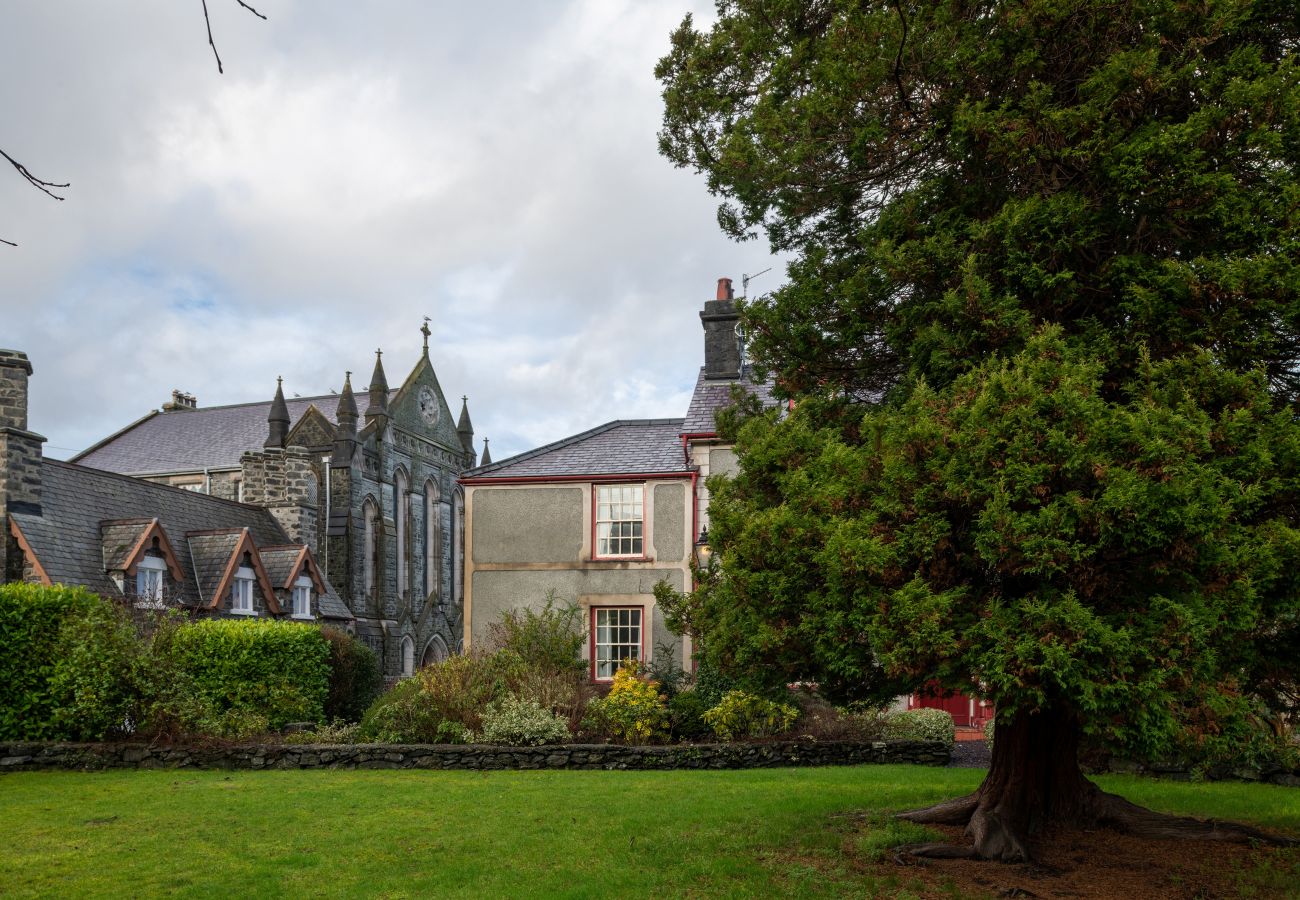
left=72, top=325, right=480, bottom=676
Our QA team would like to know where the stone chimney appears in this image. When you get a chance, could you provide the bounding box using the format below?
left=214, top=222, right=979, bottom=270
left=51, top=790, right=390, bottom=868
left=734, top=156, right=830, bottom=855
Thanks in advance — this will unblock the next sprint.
left=0, top=350, right=47, bottom=578
left=700, top=276, right=742, bottom=380
left=163, top=390, right=197, bottom=411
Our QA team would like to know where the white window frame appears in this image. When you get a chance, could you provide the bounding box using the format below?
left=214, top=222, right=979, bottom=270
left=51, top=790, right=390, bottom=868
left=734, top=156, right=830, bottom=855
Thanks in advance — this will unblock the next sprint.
left=591, top=606, right=643, bottom=681
left=291, top=575, right=313, bottom=619
left=231, top=566, right=256, bottom=615
left=594, top=484, right=645, bottom=559
left=135, top=556, right=167, bottom=608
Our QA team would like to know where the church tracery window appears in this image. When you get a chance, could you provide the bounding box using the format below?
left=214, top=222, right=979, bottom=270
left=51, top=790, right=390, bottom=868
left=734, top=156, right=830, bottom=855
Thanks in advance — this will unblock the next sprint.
left=424, top=478, right=440, bottom=601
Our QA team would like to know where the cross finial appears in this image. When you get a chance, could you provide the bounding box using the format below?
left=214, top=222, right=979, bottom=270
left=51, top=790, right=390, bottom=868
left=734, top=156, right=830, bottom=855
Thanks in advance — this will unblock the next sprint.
left=421, top=317, right=431, bottom=351
left=276, top=375, right=282, bottom=386
left=376, top=348, right=383, bottom=358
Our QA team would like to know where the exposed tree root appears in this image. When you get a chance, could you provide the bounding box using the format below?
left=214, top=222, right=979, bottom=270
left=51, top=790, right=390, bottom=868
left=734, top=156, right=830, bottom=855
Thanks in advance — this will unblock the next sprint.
left=891, top=708, right=1297, bottom=864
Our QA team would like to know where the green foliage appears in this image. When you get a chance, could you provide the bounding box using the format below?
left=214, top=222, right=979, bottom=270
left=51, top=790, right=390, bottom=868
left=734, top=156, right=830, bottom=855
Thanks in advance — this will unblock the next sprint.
left=165, top=618, right=330, bottom=731
left=691, top=329, right=1300, bottom=761
left=478, top=696, right=571, bottom=747
left=883, top=709, right=956, bottom=747
left=790, top=691, right=887, bottom=742
left=320, top=627, right=382, bottom=724
left=690, top=654, right=738, bottom=709
left=488, top=592, right=587, bottom=675
left=658, top=1, right=1300, bottom=399
left=0, top=583, right=139, bottom=741
left=280, top=719, right=361, bottom=745
left=667, top=690, right=713, bottom=741
left=703, top=690, right=798, bottom=742
left=357, top=650, right=518, bottom=744
left=583, top=664, right=669, bottom=744
left=641, top=643, right=692, bottom=699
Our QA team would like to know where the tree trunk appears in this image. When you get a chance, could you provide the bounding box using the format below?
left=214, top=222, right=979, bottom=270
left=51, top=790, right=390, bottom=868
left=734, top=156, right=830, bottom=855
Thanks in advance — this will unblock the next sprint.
left=897, top=706, right=1295, bottom=863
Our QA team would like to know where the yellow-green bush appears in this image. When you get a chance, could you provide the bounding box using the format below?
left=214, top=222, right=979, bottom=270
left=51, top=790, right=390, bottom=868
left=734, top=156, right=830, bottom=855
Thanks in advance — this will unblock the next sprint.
left=703, top=690, right=798, bottom=741
left=583, top=663, right=669, bottom=743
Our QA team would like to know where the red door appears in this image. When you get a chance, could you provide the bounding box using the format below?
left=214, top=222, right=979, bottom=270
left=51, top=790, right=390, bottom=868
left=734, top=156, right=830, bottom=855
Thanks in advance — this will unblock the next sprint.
left=908, top=686, right=993, bottom=727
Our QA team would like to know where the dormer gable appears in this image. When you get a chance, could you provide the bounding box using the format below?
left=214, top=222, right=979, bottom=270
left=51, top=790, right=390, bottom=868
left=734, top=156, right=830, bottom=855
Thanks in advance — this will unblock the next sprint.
left=260, top=544, right=328, bottom=594
left=100, top=517, right=184, bottom=583
left=186, top=527, right=280, bottom=614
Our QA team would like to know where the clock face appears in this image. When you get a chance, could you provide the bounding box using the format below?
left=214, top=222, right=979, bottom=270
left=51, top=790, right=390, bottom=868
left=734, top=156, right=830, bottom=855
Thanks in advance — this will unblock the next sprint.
left=417, top=387, right=439, bottom=426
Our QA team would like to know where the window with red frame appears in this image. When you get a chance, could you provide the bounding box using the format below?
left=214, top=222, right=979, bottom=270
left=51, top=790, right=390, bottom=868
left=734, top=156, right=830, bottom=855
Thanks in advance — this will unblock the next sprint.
left=592, top=607, right=642, bottom=680
left=595, top=484, right=643, bottom=557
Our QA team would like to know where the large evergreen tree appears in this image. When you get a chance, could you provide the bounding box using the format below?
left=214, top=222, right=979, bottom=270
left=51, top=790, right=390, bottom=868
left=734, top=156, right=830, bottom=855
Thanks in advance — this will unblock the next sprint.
left=657, top=0, right=1300, bottom=860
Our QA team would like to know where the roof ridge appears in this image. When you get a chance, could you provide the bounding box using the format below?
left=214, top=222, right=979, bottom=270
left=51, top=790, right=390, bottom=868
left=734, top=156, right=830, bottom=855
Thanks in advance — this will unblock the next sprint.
left=44, top=459, right=274, bottom=515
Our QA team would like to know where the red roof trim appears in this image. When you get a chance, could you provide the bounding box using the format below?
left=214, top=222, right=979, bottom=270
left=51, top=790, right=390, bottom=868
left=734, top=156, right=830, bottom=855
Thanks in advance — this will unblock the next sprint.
left=459, top=470, right=692, bottom=487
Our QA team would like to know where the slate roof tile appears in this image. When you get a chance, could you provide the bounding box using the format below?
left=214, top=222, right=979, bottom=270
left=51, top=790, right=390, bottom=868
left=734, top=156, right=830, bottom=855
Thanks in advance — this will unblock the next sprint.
left=463, top=420, right=689, bottom=480
left=681, top=365, right=780, bottom=435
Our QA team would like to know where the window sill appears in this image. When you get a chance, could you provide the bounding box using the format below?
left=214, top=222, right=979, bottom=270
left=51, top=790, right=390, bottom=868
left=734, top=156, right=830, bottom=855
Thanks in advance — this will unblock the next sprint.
left=230, top=608, right=257, bottom=616
left=588, top=556, right=655, bottom=564
left=133, top=600, right=165, bottom=610
left=291, top=614, right=314, bottom=620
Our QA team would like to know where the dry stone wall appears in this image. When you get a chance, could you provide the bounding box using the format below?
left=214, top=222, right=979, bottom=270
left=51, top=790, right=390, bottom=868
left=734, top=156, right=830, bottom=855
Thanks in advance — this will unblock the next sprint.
left=0, top=740, right=949, bottom=772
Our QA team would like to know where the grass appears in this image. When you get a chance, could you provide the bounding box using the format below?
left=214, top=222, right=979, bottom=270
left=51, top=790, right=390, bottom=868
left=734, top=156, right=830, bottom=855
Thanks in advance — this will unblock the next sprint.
left=1, top=765, right=1297, bottom=898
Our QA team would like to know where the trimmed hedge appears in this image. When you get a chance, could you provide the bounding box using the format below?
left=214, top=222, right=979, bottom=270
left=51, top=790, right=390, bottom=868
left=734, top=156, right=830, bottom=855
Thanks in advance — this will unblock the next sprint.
left=884, top=708, right=956, bottom=746
left=0, top=583, right=139, bottom=741
left=167, top=619, right=330, bottom=730
left=321, top=627, right=382, bottom=723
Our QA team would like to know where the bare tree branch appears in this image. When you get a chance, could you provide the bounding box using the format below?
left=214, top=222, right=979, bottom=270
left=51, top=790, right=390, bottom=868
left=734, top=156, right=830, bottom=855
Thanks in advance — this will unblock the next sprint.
left=1, top=148, right=69, bottom=247
left=202, top=0, right=267, bottom=75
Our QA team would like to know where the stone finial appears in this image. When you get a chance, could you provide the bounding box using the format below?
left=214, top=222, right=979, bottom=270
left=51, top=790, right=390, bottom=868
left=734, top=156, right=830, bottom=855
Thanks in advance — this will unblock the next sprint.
left=365, top=349, right=389, bottom=422
left=421, top=317, right=431, bottom=355
left=336, top=370, right=358, bottom=435
left=456, top=396, right=474, bottom=454
left=480, top=438, right=492, bottom=466
left=265, top=376, right=290, bottom=449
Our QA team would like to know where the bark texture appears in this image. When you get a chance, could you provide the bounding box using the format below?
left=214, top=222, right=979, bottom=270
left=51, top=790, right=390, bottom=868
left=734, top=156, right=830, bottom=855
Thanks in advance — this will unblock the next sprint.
left=897, top=707, right=1298, bottom=863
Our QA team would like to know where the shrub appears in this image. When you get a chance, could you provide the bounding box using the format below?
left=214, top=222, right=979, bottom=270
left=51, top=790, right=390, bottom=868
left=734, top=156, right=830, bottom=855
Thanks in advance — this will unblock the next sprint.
left=703, top=690, right=798, bottom=741
left=321, top=627, right=382, bottom=723
left=488, top=592, right=586, bottom=675
left=985, top=718, right=996, bottom=750
left=165, top=618, right=330, bottom=731
left=501, top=662, right=591, bottom=734
left=357, top=650, right=504, bottom=743
left=667, top=690, right=713, bottom=741
left=478, top=696, right=571, bottom=746
left=583, top=663, right=669, bottom=743
left=643, top=644, right=693, bottom=700
left=0, top=583, right=140, bottom=741
left=789, top=690, right=887, bottom=742
left=281, top=719, right=361, bottom=745
left=883, top=708, right=956, bottom=746
left=691, top=654, right=738, bottom=709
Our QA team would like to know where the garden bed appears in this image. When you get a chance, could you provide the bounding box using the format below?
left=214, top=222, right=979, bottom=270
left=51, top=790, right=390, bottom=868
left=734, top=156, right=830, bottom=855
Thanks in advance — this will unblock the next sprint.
left=0, top=738, right=949, bottom=772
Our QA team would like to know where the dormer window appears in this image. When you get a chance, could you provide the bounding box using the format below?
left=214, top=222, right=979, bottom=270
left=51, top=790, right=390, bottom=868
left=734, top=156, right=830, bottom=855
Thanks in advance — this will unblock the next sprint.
left=135, top=555, right=168, bottom=607
left=231, top=566, right=256, bottom=614
left=292, top=575, right=313, bottom=619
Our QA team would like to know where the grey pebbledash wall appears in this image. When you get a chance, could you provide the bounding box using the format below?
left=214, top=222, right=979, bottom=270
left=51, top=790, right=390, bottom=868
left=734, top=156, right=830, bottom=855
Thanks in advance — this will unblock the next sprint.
left=0, top=740, right=949, bottom=772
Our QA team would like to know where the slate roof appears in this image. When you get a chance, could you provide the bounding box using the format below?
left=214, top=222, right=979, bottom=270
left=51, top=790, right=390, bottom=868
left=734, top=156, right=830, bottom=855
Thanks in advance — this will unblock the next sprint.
left=462, top=420, right=689, bottom=481
left=12, top=461, right=286, bottom=600
left=259, top=545, right=352, bottom=620
left=681, top=365, right=780, bottom=435
left=10, top=460, right=352, bottom=620
left=70, top=391, right=393, bottom=475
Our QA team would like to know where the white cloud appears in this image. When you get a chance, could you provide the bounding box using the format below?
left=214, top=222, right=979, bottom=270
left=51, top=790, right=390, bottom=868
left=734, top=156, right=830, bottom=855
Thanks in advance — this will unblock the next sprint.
left=2, top=1, right=783, bottom=463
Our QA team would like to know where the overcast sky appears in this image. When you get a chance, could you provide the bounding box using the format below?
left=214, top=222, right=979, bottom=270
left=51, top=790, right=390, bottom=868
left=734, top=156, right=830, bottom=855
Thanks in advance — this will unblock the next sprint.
left=1, top=0, right=783, bottom=463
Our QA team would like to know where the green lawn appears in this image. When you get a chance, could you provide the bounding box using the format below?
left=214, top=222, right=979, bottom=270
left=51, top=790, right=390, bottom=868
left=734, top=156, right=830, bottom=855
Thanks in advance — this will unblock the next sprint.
left=2, top=766, right=1297, bottom=898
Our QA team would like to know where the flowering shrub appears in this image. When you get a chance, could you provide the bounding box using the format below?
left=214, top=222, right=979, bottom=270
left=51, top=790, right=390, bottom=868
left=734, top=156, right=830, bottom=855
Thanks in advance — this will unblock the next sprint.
left=883, top=708, right=956, bottom=746
left=583, top=663, right=669, bottom=743
left=478, top=696, right=571, bottom=746
left=703, top=690, right=798, bottom=741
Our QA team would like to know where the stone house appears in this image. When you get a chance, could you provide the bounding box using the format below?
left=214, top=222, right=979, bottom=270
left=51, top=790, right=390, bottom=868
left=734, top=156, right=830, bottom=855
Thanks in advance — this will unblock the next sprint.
left=69, top=326, right=480, bottom=676
left=0, top=349, right=351, bottom=623
left=460, top=279, right=777, bottom=682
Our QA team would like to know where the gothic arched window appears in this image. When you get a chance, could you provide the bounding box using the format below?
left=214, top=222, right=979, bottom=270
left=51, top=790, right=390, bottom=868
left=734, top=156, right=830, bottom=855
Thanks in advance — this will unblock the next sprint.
left=401, top=635, right=415, bottom=677
left=452, top=489, right=465, bottom=608
left=395, top=468, right=409, bottom=601
left=424, top=478, right=441, bottom=600
left=362, top=496, right=379, bottom=599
